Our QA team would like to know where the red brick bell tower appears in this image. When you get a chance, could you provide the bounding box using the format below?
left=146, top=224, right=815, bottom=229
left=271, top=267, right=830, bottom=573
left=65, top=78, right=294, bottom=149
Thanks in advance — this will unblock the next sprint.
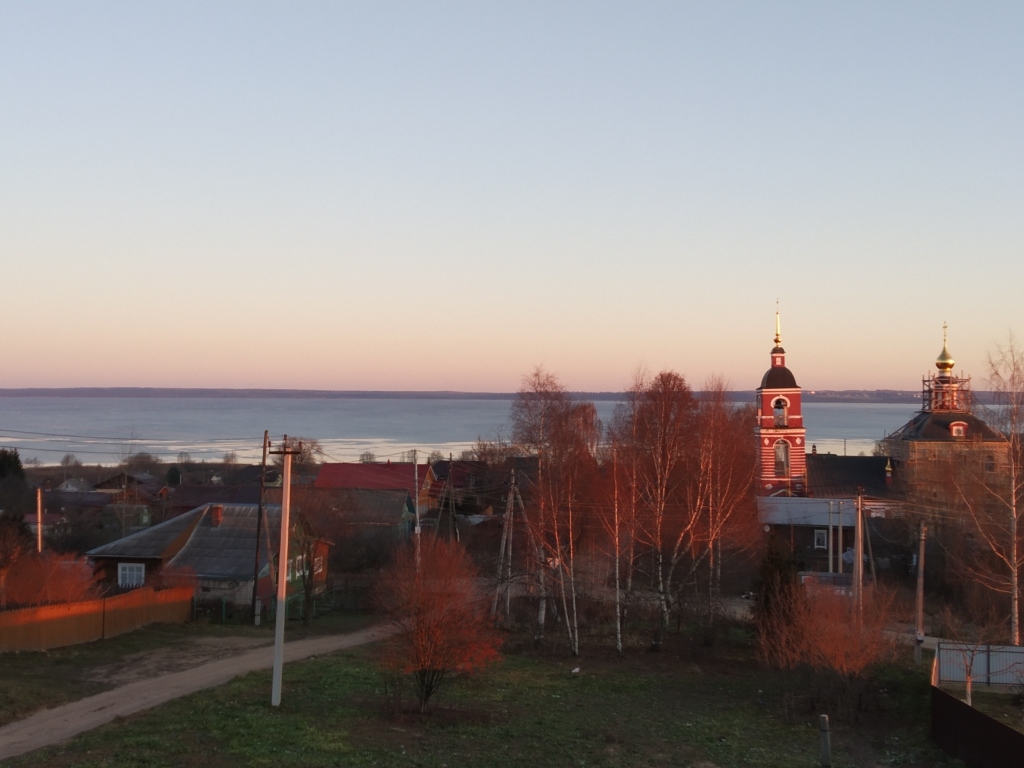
left=755, top=313, right=807, bottom=496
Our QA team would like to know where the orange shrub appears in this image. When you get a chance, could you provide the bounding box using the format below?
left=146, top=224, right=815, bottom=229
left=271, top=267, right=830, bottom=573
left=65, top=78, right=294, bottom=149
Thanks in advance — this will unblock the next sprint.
left=373, top=537, right=502, bottom=712
left=5, top=552, right=99, bottom=607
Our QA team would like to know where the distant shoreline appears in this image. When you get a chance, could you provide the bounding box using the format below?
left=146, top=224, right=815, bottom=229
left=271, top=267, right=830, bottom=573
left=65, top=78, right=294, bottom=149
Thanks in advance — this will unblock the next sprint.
left=0, top=387, right=940, bottom=404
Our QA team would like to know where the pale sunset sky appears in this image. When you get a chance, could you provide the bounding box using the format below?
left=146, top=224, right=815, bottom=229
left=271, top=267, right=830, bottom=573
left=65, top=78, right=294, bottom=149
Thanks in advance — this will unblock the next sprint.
left=1, top=3, right=1021, bottom=393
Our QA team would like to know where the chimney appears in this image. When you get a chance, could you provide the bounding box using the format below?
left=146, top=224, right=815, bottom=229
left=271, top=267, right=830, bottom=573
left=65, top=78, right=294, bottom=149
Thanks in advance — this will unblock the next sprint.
left=210, top=504, right=224, bottom=527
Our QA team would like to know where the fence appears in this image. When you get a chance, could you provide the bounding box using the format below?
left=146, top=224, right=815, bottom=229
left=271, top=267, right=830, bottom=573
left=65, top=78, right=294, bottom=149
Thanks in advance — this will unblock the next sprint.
left=931, top=655, right=1024, bottom=768
left=936, top=642, right=1024, bottom=687
left=797, top=571, right=873, bottom=597
left=0, top=586, right=193, bottom=652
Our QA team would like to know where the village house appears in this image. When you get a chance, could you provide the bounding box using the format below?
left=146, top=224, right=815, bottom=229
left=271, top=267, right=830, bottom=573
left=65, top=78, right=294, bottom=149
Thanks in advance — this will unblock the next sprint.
left=86, top=503, right=328, bottom=608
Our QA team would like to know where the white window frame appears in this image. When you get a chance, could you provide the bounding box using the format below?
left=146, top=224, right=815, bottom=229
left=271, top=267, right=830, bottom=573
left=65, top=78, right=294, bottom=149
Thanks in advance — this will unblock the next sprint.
left=118, top=562, right=145, bottom=587
left=813, top=530, right=827, bottom=550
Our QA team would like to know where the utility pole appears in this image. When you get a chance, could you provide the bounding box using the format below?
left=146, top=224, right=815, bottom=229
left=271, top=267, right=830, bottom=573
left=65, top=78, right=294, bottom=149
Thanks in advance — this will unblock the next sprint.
left=827, top=500, right=833, bottom=574
left=865, top=503, right=877, bottom=586
left=492, top=467, right=516, bottom=619
left=915, top=521, right=928, bottom=664
left=819, top=714, right=832, bottom=767
left=270, top=435, right=301, bottom=707
left=413, top=449, right=421, bottom=569
left=837, top=502, right=843, bottom=575
left=251, top=430, right=269, bottom=624
left=36, top=488, right=43, bottom=553
left=449, top=453, right=459, bottom=542
left=854, top=488, right=864, bottom=622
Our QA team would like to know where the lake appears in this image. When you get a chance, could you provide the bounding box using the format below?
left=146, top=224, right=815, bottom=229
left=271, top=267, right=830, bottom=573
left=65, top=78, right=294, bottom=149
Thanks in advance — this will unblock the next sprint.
left=0, top=397, right=919, bottom=466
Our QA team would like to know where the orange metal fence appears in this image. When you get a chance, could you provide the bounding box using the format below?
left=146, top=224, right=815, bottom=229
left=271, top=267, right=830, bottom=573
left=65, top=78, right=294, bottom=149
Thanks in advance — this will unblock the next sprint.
left=0, top=587, right=193, bottom=652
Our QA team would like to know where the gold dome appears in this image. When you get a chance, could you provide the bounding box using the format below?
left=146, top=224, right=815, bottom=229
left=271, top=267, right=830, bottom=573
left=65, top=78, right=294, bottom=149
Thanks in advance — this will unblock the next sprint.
left=936, top=324, right=955, bottom=371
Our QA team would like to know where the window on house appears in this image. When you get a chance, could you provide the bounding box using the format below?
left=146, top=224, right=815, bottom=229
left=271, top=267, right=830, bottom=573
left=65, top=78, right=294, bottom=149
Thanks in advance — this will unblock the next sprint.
left=118, top=562, right=145, bottom=588
left=774, top=440, right=790, bottom=477
left=814, top=530, right=827, bottom=549
left=985, top=454, right=996, bottom=472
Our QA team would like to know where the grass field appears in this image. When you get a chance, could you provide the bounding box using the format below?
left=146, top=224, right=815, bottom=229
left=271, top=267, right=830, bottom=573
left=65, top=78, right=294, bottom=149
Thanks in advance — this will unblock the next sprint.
left=0, top=612, right=372, bottom=727
left=5, top=625, right=964, bottom=768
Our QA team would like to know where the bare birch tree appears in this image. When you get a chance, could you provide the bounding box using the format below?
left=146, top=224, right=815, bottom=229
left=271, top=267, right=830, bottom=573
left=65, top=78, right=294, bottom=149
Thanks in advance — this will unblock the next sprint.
left=631, top=370, right=699, bottom=645
left=510, top=367, right=565, bottom=645
left=511, top=368, right=600, bottom=654
left=692, top=378, right=758, bottom=626
left=947, top=336, right=1024, bottom=644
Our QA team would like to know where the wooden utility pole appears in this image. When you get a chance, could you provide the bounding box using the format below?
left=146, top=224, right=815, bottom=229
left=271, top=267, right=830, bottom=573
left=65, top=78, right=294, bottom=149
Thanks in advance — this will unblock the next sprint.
left=270, top=435, right=302, bottom=707
left=865, top=503, right=877, bottom=586
left=36, top=488, right=43, bottom=553
left=492, top=467, right=516, bottom=619
left=837, top=503, right=844, bottom=575
left=854, top=488, right=864, bottom=622
left=251, top=430, right=269, bottom=624
left=915, top=521, right=928, bottom=664
left=827, top=500, right=833, bottom=574
left=449, top=453, right=459, bottom=542
left=413, top=449, right=421, bottom=569
left=613, top=446, right=623, bottom=655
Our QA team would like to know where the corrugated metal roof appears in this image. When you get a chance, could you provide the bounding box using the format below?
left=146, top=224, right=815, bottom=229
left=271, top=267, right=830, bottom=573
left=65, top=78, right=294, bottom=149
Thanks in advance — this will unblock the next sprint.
left=266, top=487, right=412, bottom=527
left=87, top=504, right=285, bottom=582
left=86, top=507, right=205, bottom=559
left=314, top=463, right=425, bottom=494
left=167, top=484, right=262, bottom=510
left=806, top=454, right=893, bottom=498
left=167, top=505, right=280, bottom=580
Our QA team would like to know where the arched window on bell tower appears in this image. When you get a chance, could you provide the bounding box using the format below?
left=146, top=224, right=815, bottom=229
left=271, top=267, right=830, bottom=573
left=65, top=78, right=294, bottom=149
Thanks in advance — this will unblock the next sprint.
left=773, top=398, right=788, bottom=427
left=774, top=440, right=790, bottom=477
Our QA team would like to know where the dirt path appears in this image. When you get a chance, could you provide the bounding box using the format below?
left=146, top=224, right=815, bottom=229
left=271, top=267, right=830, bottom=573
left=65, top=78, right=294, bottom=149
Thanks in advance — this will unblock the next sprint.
left=0, top=625, right=392, bottom=762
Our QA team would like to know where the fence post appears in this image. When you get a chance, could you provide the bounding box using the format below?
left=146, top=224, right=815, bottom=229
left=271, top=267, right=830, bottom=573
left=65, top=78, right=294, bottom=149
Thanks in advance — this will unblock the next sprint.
left=819, top=714, right=831, bottom=767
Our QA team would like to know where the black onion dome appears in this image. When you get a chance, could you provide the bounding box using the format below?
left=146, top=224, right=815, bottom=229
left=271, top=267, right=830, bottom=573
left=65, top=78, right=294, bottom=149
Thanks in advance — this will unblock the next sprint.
left=760, top=366, right=798, bottom=389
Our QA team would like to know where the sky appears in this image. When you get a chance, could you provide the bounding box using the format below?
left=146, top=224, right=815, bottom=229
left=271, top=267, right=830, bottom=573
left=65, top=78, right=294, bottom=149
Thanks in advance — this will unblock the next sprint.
left=1, top=2, right=1022, bottom=392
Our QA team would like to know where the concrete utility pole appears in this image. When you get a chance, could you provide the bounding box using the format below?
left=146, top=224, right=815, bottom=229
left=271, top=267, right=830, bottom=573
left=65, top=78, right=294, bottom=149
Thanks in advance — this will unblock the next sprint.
left=819, top=714, right=832, bottom=767
left=827, top=500, right=833, bottom=574
left=270, top=435, right=302, bottom=707
left=915, top=521, right=928, bottom=664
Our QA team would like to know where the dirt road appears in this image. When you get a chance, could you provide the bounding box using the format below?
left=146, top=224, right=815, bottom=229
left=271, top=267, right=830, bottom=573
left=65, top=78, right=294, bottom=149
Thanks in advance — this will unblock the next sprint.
left=0, top=625, right=392, bottom=762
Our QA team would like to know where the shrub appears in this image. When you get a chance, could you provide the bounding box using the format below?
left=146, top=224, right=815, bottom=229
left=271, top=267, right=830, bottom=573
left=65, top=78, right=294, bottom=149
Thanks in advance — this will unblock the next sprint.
left=373, top=537, right=502, bottom=712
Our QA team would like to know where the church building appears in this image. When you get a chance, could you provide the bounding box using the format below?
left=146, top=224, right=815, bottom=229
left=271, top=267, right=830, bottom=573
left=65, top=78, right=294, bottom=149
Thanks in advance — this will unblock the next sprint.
left=880, top=327, right=1008, bottom=509
left=755, top=314, right=897, bottom=576
left=754, top=313, right=807, bottom=496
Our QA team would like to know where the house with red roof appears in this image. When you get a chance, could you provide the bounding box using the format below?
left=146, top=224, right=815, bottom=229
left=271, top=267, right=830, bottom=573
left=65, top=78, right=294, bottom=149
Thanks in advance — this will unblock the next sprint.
left=314, top=462, right=427, bottom=497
